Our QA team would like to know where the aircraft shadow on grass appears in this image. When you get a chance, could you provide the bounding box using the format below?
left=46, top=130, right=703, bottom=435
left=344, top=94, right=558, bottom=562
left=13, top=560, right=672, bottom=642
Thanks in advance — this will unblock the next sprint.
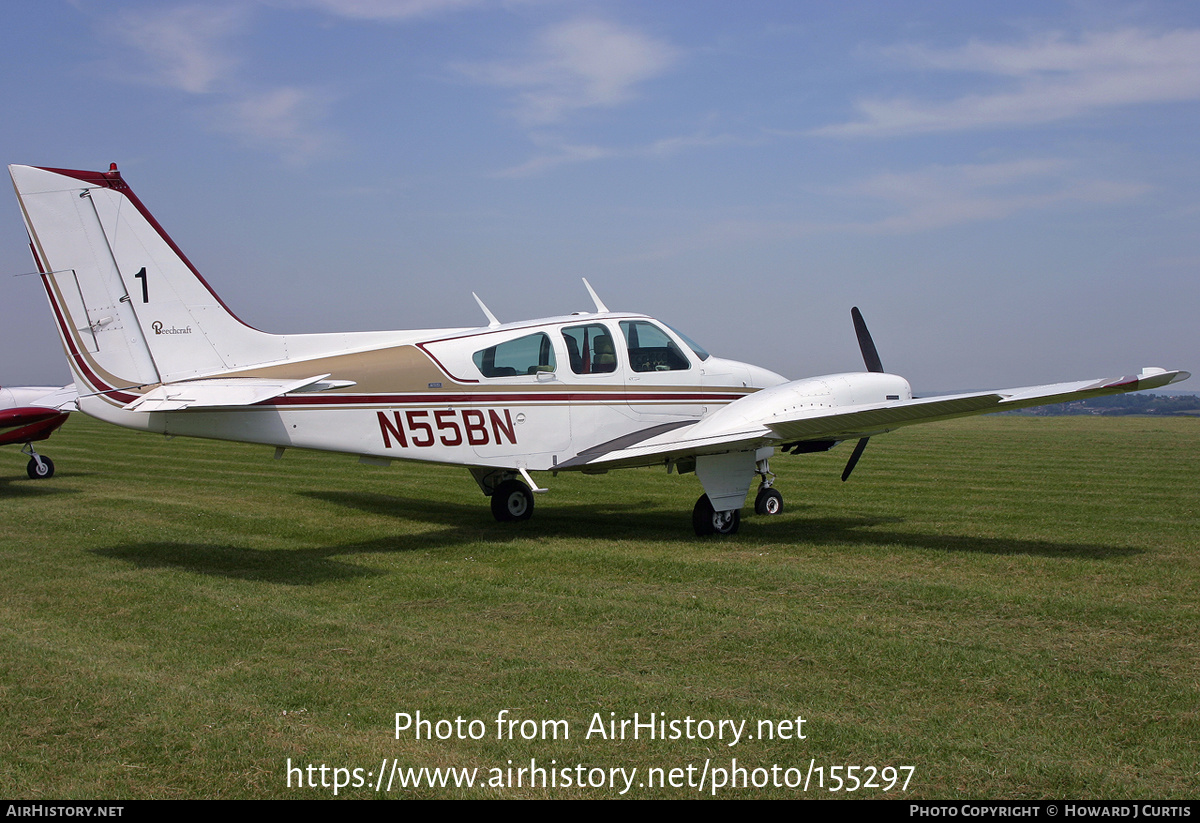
left=91, top=542, right=386, bottom=585
left=88, top=493, right=683, bottom=585
left=308, top=490, right=1144, bottom=560
left=91, top=490, right=1141, bottom=585
left=0, top=473, right=83, bottom=496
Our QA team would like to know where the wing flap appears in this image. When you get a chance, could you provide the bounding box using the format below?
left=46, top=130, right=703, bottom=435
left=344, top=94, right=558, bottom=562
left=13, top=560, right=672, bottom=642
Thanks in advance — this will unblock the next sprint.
left=764, top=392, right=1003, bottom=441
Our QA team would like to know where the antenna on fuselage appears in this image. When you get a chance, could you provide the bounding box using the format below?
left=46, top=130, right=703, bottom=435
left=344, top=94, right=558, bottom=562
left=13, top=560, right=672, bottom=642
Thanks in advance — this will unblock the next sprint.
left=472, top=292, right=501, bottom=329
left=582, top=278, right=609, bottom=313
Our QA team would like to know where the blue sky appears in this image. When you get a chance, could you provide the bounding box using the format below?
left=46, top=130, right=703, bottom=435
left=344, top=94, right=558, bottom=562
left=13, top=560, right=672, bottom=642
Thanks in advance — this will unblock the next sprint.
left=1, top=0, right=1196, bottom=391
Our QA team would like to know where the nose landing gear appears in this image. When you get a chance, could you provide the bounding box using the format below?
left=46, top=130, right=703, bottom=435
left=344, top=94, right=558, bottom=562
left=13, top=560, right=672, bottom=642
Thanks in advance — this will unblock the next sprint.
left=22, top=444, right=55, bottom=480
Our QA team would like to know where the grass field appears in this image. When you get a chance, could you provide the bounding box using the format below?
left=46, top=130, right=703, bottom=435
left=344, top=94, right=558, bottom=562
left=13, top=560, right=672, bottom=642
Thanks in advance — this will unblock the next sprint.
left=1, top=414, right=1197, bottom=799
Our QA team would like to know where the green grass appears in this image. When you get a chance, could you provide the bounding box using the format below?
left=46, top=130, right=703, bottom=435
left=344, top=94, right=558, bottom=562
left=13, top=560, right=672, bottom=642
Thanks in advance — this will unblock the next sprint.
left=1, top=415, right=1197, bottom=798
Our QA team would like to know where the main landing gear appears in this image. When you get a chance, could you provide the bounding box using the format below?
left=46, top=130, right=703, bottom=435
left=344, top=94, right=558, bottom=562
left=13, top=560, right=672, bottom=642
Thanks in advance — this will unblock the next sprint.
left=477, top=457, right=786, bottom=536
left=489, top=478, right=534, bottom=522
left=471, top=468, right=537, bottom=523
left=693, top=494, right=740, bottom=536
left=692, top=455, right=784, bottom=536
left=22, top=444, right=55, bottom=480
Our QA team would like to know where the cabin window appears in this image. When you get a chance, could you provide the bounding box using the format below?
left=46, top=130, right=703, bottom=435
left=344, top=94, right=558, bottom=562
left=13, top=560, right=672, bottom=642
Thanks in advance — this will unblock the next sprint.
left=619, top=321, right=690, bottom=372
left=472, top=332, right=556, bottom=378
left=561, top=324, right=619, bottom=374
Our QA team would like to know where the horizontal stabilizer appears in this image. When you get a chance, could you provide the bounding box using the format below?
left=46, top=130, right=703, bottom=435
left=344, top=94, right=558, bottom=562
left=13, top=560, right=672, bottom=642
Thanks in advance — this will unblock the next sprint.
left=123, top=374, right=346, bottom=412
left=26, top=385, right=78, bottom=411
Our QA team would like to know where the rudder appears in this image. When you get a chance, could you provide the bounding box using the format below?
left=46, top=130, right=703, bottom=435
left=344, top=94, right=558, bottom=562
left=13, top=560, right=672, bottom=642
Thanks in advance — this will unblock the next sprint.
left=10, top=164, right=283, bottom=394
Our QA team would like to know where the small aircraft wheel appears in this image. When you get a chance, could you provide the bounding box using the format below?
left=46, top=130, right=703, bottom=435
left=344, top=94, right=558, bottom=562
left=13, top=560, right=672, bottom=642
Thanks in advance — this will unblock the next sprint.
left=491, top=479, right=534, bottom=522
left=692, top=494, right=740, bottom=536
left=754, top=487, right=783, bottom=516
left=27, top=456, right=55, bottom=480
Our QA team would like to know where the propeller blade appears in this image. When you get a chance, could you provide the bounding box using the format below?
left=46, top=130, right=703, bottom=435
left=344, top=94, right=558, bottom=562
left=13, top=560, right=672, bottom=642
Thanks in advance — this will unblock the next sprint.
left=841, top=436, right=870, bottom=482
left=851, top=307, right=884, bottom=373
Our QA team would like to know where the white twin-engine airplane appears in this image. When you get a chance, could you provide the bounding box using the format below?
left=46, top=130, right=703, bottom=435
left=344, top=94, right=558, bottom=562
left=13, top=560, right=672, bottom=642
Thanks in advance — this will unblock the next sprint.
left=9, top=164, right=1190, bottom=535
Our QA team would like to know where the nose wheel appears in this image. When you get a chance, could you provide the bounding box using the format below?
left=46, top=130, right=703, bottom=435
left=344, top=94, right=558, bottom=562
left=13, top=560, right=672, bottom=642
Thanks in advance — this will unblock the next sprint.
left=27, top=455, right=55, bottom=479
left=753, top=455, right=783, bottom=515
left=21, top=444, right=55, bottom=480
left=754, top=486, right=783, bottom=515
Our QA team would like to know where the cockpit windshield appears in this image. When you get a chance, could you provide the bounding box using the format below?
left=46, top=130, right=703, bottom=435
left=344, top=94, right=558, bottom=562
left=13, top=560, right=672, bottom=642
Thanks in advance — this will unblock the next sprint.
left=664, top=323, right=710, bottom=361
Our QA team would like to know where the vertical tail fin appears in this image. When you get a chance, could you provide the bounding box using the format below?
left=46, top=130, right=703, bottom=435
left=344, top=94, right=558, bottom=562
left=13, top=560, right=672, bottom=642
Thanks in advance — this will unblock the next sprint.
left=9, top=164, right=283, bottom=395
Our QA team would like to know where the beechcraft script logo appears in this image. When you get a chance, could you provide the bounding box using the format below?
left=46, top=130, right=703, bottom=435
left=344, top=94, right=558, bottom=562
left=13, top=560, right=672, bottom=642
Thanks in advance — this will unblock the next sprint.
left=152, top=321, right=192, bottom=335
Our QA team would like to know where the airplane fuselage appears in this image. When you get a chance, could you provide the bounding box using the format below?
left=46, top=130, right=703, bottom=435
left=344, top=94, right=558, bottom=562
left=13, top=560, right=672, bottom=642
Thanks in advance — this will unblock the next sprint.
left=69, top=312, right=789, bottom=473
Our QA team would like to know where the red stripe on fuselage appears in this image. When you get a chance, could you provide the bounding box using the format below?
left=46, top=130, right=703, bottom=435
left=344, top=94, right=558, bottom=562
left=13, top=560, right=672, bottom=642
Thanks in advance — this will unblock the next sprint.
left=266, top=391, right=750, bottom=407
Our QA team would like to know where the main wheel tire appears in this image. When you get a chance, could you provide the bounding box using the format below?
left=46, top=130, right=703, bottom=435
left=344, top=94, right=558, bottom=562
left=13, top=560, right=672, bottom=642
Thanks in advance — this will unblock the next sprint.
left=692, top=494, right=740, bottom=536
left=490, top=479, right=534, bottom=522
left=754, top=487, right=783, bottom=516
left=26, top=456, right=54, bottom=480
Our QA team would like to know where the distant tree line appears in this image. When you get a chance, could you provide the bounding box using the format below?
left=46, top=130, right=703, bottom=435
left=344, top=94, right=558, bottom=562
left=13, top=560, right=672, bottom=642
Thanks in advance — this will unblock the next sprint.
left=1007, top=393, right=1200, bottom=416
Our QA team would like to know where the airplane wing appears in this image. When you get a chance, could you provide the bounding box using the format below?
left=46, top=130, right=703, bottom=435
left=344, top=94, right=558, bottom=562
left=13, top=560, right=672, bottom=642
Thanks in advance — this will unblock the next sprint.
left=122, top=374, right=352, bottom=411
left=558, top=367, right=1191, bottom=472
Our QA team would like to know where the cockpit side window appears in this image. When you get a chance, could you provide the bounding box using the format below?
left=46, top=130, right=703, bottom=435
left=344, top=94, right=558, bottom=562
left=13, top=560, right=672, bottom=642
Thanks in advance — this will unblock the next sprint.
left=620, top=320, right=691, bottom=372
left=472, top=332, right=556, bottom=378
left=561, top=324, right=618, bottom=374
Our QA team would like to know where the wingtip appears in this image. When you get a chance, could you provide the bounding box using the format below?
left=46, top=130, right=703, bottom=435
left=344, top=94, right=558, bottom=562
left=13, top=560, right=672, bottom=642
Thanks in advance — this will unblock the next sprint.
left=1136, top=368, right=1190, bottom=389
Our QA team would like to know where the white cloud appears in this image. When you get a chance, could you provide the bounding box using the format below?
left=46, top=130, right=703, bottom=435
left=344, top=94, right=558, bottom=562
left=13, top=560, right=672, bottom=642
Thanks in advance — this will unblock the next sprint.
left=839, top=159, right=1148, bottom=233
left=494, top=131, right=748, bottom=178
left=459, top=18, right=679, bottom=126
left=212, top=87, right=336, bottom=164
left=108, top=5, right=247, bottom=94
left=494, top=141, right=617, bottom=178
left=815, top=28, right=1200, bottom=137
left=283, top=0, right=485, bottom=20
left=103, top=4, right=337, bottom=164
left=638, top=157, right=1148, bottom=259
